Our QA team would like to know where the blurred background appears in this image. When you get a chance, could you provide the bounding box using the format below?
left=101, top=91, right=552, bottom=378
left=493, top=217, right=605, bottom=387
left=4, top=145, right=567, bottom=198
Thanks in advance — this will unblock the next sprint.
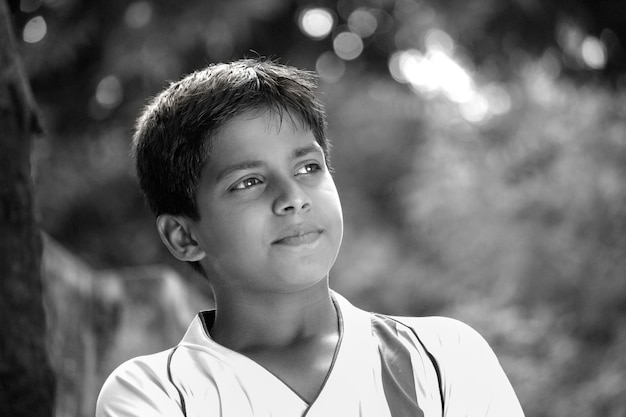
left=7, top=0, right=626, bottom=415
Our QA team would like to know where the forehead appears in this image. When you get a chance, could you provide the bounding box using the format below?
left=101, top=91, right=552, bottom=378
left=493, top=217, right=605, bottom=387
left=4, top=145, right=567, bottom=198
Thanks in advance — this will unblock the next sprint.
left=211, top=110, right=315, bottom=155
left=224, top=108, right=305, bottom=134
left=200, top=110, right=322, bottom=180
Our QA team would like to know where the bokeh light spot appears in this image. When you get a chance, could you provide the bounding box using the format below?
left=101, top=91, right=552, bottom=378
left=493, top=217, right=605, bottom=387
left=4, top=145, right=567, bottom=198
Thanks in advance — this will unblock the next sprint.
left=348, top=8, right=378, bottom=38
left=20, top=0, right=41, bottom=13
left=316, top=52, right=346, bottom=83
left=540, top=49, right=562, bottom=79
left=95, top=75, right=123, bottom=109
left=483, top=83, right=512, bottom=115
left=23, top=16, right=47, bottom=43
left=556, top=20, right=584, bottom=55
left=389, top=49, right=474, bottom=102
left=333, top=32, right=364, bottom=61
left=581, top=36, right=607, bottom=69
left=388, top=51, right=406, bottom=83
left=298, top=7, right=334, bottom=40
left=125, top=1, right=153, bottom=29
left=424, top=28, right=454, bottom=55
left=460, top=93, right=489, bottom=123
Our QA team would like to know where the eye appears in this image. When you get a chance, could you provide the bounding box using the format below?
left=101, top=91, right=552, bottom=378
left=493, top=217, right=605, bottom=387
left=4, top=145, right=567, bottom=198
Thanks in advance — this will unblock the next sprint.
left=295, top=163, right=322, bottom=175
left=231, top=177, right=262, bottom=191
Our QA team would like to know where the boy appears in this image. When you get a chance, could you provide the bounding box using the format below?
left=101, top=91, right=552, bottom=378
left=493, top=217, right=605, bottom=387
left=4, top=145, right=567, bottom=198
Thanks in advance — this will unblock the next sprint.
left=96, top=59, right=524, bottom=417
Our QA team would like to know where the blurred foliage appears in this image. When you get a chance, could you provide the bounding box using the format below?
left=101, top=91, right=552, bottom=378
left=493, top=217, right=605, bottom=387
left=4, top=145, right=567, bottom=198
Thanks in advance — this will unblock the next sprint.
left=8, top=0, right=626, bottom=416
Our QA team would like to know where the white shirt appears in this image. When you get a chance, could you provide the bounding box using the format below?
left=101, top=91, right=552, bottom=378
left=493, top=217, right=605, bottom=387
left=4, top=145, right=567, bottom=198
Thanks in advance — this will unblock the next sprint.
left=96, top=292, right=524, bottom=417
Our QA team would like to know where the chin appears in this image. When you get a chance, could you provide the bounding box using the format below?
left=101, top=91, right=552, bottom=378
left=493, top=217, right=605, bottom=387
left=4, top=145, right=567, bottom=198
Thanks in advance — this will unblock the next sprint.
left=271, top=267, right=330, bottom=293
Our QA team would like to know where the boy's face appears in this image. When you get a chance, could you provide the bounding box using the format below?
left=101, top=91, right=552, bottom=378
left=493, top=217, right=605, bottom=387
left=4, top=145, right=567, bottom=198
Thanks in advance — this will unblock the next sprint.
left=190, top=111, right=343, bottom=294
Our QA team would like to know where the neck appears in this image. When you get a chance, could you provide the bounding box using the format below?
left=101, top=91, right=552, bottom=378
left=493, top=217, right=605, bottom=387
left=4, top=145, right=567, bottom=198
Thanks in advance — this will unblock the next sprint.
left=209, top=280, right=337, bottom=352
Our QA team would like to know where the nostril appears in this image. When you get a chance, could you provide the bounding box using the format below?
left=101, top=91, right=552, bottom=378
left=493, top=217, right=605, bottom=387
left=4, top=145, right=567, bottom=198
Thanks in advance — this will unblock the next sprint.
left=275, top=200, right=310, bottom=215
left=272, top=181, right=312, bottom=215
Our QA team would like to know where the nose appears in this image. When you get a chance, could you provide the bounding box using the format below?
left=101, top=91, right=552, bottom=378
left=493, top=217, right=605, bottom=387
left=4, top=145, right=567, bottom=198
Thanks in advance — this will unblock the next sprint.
left=272, top=178, right=312, bottom=215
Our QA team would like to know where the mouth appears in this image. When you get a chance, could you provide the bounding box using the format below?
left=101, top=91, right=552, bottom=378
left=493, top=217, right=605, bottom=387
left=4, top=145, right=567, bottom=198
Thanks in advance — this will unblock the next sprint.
left=272, top=228, right=323, bottom=246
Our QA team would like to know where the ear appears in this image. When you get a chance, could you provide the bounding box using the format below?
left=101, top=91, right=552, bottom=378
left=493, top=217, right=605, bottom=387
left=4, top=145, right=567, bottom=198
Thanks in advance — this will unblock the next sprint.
left=156, top=214, right=206, bottom=262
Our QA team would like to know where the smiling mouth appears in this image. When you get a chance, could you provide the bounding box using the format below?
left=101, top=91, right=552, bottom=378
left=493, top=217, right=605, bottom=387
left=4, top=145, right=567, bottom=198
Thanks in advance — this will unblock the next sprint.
left=273, top=230, right=322, bottom=246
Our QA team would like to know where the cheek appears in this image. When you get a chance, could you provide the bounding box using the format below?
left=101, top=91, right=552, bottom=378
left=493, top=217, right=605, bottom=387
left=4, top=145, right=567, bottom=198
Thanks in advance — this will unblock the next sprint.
left=322, top=180, right=343, bottom=214
left=210, top=209, right=266, bottom=251
left=318, top=188, right=343, bottom=234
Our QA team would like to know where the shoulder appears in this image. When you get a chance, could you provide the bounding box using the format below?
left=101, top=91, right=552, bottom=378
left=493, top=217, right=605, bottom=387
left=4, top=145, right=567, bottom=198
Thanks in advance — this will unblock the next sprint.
left=96, top=349, right=185, bottom=417
left=392, top=315, right=525, bottom=416
left=392, top=315, right=490, bottom=354
left=391, top=315, right=504, bottom=381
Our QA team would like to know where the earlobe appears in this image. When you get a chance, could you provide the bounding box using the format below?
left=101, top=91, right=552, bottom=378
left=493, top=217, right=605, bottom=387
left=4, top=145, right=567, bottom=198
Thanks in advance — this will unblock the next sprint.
left=156, top=215, right=206, bottom=262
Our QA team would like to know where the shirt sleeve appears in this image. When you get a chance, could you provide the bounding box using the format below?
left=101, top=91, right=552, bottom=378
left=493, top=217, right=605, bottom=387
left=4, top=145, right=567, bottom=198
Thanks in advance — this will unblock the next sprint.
left=96, top=352, right=186, bottom=417
left=409, top=316, right=525, bottom=417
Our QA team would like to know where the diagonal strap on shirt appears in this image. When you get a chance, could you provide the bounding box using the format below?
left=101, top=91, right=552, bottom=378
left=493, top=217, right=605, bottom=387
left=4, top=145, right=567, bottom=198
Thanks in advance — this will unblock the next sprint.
left=371, top=315, right=424, bottom=417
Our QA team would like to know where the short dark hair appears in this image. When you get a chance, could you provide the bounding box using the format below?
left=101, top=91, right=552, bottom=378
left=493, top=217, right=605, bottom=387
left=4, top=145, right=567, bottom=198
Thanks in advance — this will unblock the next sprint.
left=132, top=58, right=330, bottom=221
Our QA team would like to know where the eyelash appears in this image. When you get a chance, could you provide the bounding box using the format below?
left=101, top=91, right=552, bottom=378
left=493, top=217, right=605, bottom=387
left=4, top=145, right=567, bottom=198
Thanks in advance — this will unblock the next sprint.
left=231, top=177, right=262, bottom=191
left=229, top=163, right=322, bottom=192
left=295, top=163, right=322, bottom=175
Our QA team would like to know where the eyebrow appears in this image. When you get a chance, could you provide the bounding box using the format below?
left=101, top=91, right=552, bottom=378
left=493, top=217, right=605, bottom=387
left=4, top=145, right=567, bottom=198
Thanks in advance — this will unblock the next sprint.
left=215, top=160, right=264, bottom=183
left=215, top=143, right=324, bottom=183
left=291, top=143, right=323, bottom=159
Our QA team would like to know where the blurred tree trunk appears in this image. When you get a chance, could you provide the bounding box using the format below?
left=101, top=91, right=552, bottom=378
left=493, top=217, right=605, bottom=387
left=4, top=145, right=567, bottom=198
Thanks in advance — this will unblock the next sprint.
left=0, top=0, right=56, bottom=416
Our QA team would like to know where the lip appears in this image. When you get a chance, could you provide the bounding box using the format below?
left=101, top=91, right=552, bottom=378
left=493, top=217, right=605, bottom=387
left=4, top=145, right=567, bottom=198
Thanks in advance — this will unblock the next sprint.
left=272, top=225, right=323, bottom=246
